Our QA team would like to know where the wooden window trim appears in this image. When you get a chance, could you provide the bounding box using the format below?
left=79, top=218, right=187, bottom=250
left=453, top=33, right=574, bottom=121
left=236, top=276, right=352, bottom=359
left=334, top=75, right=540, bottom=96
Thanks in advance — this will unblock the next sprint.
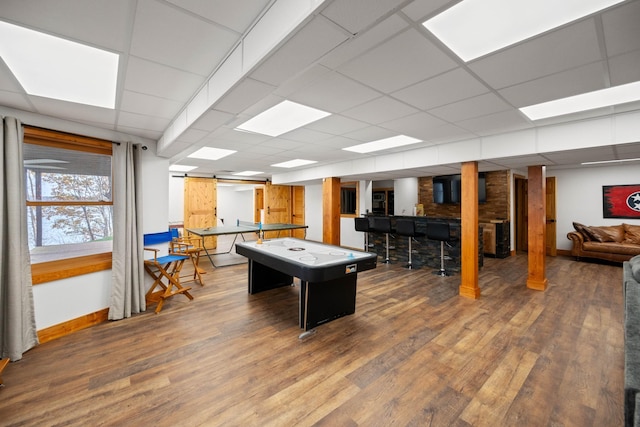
left=32, top=253, right=112, bottom=285
left=24, top=126, right=115, bottom=284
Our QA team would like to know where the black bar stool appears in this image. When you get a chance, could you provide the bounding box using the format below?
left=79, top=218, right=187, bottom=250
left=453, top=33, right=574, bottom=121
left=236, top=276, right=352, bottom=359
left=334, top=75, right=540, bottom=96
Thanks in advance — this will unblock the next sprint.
left=354, top=217, right=373, bottom=252
left=373, top=216, right=394, bottom=263
left=427, top=222, right=451, bottom=276
left=395, top=218, right=424, bottom=269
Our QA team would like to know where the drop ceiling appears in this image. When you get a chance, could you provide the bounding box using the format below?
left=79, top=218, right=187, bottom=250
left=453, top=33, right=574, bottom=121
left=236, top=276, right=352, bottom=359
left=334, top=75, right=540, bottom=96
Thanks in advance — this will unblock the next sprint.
left=1, top=0, right=639, bottom=183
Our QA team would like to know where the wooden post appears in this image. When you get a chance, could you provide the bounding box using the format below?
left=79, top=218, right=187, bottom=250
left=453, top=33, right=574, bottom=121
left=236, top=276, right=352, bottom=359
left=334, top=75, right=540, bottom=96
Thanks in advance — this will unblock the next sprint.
left=459, top=162, right=480, bottom=299
left=323, top=177, right=340, bottom=245
left=527, top=165, right=548, bottom=291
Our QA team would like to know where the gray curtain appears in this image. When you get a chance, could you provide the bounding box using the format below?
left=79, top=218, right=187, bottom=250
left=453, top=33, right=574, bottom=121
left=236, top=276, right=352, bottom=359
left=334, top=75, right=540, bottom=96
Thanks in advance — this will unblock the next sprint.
left=0, top=116, right=39, bottom=360
left=109, top=142, right=144, bottom=320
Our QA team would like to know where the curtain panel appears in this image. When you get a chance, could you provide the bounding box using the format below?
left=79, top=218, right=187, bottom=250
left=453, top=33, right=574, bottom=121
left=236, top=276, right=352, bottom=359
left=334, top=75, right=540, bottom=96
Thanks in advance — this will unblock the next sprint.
left=0, top=117, right=39, bottom=360
left=109, top=142, right=144, bottom=320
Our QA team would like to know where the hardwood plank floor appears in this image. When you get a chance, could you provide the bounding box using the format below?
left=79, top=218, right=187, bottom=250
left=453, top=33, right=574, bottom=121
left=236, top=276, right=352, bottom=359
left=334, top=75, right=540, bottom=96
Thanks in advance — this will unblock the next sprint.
left=0, top=252, right=624, bottom=426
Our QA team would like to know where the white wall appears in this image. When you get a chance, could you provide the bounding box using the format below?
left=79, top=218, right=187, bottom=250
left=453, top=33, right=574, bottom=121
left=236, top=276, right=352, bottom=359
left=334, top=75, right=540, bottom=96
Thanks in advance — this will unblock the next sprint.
left=394, top=177, right=419, bottom=216
left=305, top=183, right=323, bottom=242
left=552, top=163, right=640, bottom=250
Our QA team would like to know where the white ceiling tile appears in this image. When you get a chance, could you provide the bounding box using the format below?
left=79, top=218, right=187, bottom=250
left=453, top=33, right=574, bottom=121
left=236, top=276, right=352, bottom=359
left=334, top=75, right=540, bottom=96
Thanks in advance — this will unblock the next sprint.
left=429, top=93, right=511, bottom=123
left=279, top=128, right=334, bottom=143
left=341, top=96, right=419, bottom=124
left=401, top=0, right=455, bottom=22
left=456, top=110, right=532, bottom=136
left=319, top=14, right=408, bottom=69
left=250, top=16, right=349, bottom=86
left=120, top=91, right=183, bottom=119
left=469, top=19, right=602, bottom=89
left=338, top=28, right=458, bottom=93
left=165, top=0, right=270, bottom=34
left=214, top=78, right=275, bottom=114
left=342, top=125, right=397, bottom=142
left=124, top=56, right=205, bottom=102
left=130, top=0, right=237, bottom=75
left=288, top=71, right=380, bottom=113
left=190, top=109, right=235, bottom=132
left=392, top=67, right=489, bottom=110
left=118, top=111, right=170, bottom=132
left=498, top=62, right=607, bottom=107
left=608, top=49, right=640, bottom=85
left=320, top=0, right=407, bottom=34
left=30, top=96, right=117, bottom=125
left=0, top=0, right=134, bottom=52
left=602, top=0, right=640, bottom=57
left=305, top=114, right=370, bottom=135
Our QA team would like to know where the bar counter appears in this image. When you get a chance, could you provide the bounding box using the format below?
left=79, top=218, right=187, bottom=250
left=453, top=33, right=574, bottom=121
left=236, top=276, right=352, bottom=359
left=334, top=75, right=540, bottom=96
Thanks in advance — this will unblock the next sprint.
left=364, top=215, right=483, bottom=272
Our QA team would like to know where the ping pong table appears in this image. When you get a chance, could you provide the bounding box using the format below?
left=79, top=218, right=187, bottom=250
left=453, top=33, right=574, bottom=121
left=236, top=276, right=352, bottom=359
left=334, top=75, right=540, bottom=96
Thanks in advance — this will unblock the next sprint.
left=186, top=221, right=308, bottom=267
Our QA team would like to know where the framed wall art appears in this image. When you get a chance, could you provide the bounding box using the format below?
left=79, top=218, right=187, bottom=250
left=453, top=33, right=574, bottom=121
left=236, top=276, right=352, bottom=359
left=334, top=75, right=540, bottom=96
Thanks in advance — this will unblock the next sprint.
left=602, top=184, right=640, bottom=219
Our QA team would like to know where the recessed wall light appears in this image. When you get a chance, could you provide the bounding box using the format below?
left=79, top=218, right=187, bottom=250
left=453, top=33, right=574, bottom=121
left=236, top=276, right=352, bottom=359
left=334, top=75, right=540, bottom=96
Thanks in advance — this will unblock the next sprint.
left=581, top=158, right=640, bottom=166
left=235, top=100, right=331, bottom=137
left=423, top=0, right=624, bottom=62
left=520, top=81, right=640, bottom=120
left=187, top=147, right=236, bottom=161
left=271, top=159, right=317, bottom=168
left=169, top=165, right=197, bottom=172
left=0, top=20, right=119, bottom=108
left=233, top=171, right=263, bottom=176
left=343, top=135, right=422, bottom=154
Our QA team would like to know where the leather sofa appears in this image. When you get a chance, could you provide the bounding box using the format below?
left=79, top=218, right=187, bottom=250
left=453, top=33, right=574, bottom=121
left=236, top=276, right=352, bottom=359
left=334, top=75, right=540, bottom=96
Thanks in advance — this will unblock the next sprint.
left=567, top=222, right=640, bottom=263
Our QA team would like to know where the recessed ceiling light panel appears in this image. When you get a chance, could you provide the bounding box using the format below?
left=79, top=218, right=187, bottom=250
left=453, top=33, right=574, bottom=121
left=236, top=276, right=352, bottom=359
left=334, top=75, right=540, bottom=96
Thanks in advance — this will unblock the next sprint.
left=0, top=20, right=119, bottom=108
left=343, top=135, right=422, bottom=154
left=520, top=81, right=640, bottom=120
left=233, top=171, right=263, bottom=176
left=423, top=0, right=625, bottom=62
left=187, top=147, right=237, bottom=161
left=235, top=100, right=331, bottom=137
left=271, top=159, right=317, bottom=168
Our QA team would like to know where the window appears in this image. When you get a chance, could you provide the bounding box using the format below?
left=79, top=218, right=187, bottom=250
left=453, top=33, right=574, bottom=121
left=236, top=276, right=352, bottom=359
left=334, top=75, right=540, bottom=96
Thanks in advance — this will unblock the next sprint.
left=340, top=182, right=358, bottom=216
left=23, top=126, right=113, bottom=283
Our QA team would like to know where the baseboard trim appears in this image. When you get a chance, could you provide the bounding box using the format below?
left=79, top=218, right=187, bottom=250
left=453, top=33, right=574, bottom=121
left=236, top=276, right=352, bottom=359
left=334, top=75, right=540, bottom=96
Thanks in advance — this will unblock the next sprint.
left=37, top=308, right=109, bottom=344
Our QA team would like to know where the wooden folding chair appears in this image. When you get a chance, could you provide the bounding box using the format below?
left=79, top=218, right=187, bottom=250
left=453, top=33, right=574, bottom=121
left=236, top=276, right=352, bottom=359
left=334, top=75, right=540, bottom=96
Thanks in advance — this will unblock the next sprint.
left=143, top=231, right=194, bottom=313
left=0, top=358, right=9, bottom=387
left=169, top=229, right=205, bottom=286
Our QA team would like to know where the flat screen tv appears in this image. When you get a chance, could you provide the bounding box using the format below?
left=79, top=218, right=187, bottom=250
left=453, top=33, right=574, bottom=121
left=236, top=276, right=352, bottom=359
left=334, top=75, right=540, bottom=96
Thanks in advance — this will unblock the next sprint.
left=433, top=173, right=486, bottom=204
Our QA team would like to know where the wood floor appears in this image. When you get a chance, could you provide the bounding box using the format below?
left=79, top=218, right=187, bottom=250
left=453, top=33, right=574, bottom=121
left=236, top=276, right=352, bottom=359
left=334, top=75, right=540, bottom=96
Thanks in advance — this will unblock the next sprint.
left=0, top=252, right=624, bottom=426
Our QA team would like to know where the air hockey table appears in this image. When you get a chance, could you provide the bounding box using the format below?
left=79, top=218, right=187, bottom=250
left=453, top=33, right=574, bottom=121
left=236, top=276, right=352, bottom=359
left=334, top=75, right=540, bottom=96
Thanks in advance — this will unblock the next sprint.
left=235, top=238, right=377, bottom=336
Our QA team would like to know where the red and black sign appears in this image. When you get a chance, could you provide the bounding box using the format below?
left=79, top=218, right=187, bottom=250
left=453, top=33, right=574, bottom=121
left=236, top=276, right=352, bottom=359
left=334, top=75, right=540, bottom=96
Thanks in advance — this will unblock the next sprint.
left=603, top=185, right=640, bottom=219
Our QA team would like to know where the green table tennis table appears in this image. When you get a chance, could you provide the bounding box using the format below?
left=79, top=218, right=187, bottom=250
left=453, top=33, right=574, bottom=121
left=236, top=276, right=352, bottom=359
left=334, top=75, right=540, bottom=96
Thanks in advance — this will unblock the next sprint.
left=186, top=221, right=308, bottom=267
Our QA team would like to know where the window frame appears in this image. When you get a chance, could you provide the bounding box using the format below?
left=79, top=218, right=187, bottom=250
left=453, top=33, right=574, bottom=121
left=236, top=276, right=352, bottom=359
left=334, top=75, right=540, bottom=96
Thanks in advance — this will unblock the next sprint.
left=24, top=126, right=114, bottom=284
left=340, top=181, right=359, bottom=218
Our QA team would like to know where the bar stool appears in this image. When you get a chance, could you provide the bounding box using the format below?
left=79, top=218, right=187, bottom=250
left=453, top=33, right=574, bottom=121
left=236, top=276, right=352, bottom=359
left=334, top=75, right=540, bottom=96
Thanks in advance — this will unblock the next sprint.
left=395, top=218, right=424, bottom=269
left=354, top=217, right=373, bottom=252
left=373, top=216, right=394, bottom=263
left=427, top=222, right=451, bottom=276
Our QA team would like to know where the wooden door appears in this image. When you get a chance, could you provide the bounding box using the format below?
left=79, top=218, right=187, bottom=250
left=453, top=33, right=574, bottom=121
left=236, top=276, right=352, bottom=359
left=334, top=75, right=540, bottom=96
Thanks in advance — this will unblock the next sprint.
left=254, top=187, right=264, bottom=223
left=545, top=176, right=557, bottom=256
left=184, top=177, right=217, bottom=249
left=264, top=182, right=291, bottom=238
left=291, top=186, right=305, bottom=239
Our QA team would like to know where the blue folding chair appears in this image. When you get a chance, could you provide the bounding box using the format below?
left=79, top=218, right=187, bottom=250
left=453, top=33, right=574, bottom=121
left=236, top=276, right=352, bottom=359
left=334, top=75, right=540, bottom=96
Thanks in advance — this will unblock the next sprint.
left=143, top=231, right=193, bottom=313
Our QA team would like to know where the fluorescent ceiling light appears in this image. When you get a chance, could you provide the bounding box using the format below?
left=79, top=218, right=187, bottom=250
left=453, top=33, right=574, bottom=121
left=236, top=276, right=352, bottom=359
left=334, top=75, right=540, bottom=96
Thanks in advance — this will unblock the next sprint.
left=187, top=147, right=236, bottom=161
left=235, top=100, right=331, bottom=137
left=582, top=157, right=640, bottom=165
left=233, top=171, right=263, bottom=176
left=423, top=0, right=624, bottom=62
left=520, top=81, right=640, bottom=120
left=0, top=20, right=119, bottom=108
left=343, top=135, right=422, bottom=154
left=169, top=165, right=197, bottom=172
left=271, top=159, right=317, bottom=168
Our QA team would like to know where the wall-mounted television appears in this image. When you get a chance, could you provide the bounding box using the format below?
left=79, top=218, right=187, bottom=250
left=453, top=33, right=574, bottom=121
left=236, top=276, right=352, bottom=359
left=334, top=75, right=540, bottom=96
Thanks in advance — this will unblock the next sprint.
left=433, top=173, right=486, bottom=204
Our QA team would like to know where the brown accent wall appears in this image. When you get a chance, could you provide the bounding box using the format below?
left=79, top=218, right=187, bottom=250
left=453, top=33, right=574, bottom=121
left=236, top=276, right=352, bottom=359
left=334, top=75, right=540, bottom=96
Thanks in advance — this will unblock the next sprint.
left=418, top=170, right=510, bottom=220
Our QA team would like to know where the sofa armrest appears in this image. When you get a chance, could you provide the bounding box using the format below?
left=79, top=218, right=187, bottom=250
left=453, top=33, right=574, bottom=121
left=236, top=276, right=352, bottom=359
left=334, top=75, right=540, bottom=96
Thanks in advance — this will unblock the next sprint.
left=567, top=231, right=585, bottom=257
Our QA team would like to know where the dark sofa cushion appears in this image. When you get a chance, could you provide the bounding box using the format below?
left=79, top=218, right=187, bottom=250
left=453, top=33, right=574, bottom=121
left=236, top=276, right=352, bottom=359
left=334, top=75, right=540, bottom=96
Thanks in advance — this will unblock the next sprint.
left=588, top=225, right=625, bottom=243
left=572, top=222, right=592, bottom=241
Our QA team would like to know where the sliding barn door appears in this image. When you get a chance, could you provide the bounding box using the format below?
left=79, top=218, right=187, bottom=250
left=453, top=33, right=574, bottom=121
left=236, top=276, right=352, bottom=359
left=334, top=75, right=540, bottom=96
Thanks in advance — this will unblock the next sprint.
left=264, top=182, right=291, bottom=238
left=184, top=177, right=217, bottom=249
